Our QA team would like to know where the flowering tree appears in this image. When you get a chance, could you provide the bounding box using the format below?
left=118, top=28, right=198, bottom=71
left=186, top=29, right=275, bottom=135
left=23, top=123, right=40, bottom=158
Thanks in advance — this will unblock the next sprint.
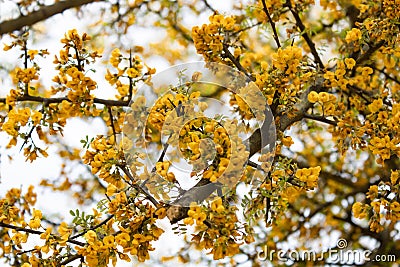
left=0, top=0, right=399, bottom=266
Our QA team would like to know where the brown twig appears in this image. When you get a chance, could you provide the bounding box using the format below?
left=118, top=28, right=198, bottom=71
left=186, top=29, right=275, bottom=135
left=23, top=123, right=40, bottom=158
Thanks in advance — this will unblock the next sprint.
left=119, top=165, right=159, bottom=206
left=287, top=0, right=324, bottom=69
left=0, top=222, right=85, bottom=246
left=0, top=94, right=130, bottom=106
left=222, top=44, right=254, bottom=81
left=303, top=113, right=337, bottom=126
left=0, top=0, right=103, bottom=35
left=70, top=215, right=114, bottom=239
left=59, top=254, right=84, bottom=266
left=261, top=0, right=281, bottom=48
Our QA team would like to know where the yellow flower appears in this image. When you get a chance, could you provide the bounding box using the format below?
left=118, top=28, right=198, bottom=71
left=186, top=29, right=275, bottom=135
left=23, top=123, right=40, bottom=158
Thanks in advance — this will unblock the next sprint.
left=183, top=217, right=194, bottom=225
left=127, top=68, right=139, bottom=78
left=31, top=110, right=42, bottom=125
left=318, top=92, right=330, bottom=103
left=345, top=28, right=362, bottom=43
left=155, top=207, right=167, bottom=219
left=84, top=230, right=97, bottom=245
left=344, top=58, right=356, bottom=69
left=308, top=91, right=319, bottom=103
left=40, top=227, right=52, bottom=240
left=390, top=201, right=400, bottom=212
left=352, top=202, right=366, bottom=219
left=368, top=99, right=383, bottom=113
left=29, top=217, right=41, bottom=229
left=281, top=136, right=294, bottom=147
left=211, top=197, right=224, bottom=213
left=58, top=222, right=71, bottom=236
left=103, top=235, right=115, bottom=248
left=116, top=232, right=130, bottom=247
left=391, top=171, right=399, bottom=185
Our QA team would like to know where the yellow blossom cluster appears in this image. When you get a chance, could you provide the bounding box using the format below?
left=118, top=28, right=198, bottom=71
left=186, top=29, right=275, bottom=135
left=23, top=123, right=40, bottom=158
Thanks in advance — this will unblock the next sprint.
left=82, top=136, right=125, bottom=188
left=353, top=187, right=400, bottom=232
left=52, top=29, right=101, bottom=104
left=352, top=201, right=368, bottom=219
left=323, top=59, right=358, bottom=91
left=184, top=202, right=207, bottom=225
left=148, top=92, right=193, bottom=131
left=0, top=188, right=28, bottom=224
left=295, top=166, right=321, bottom=189
left=12, top=67, right=38, bottom=84
left=369, top=135, right=399, bottom=162
left=308, top=91, right=337, bottom=115
left=178, top=117, right=232, bottom=183
left=192, top=14, right=239, bottom=61
left=368, top=99, right=383, bottom=113
left=105, top=48, right=150, bottom=100
left=272, top=46, right=303, bottom=77
left=28, top=209, right=42, bottom=229
left=77, top=200, right=164, bottom=265
left=229, top=84, right=266, bottom=121
left=188, top=200, right=241, bottom=260
left=345, top=28, right=362, bottom=43
left=155, top=161, right=176, bottom=182
left=307, top=91, right=336, bottom=103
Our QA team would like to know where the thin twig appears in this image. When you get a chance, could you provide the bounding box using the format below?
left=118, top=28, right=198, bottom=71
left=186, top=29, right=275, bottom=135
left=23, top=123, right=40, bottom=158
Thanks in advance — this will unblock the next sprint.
left=303, top=113, right=337, bottom=126
left=59, top=254, right=84, bottom=266
left=119, top=165, right=159, bottom=206
left=70, top=215, right=114, bottom=239
left=0, top=222, right=85, bottom=246
left=0, top=94, right=130, bottom=106
left=287, top=0, right=324, bottom=69
left=108, top=107, right=117, bottom=141
left=222, top=44, right=254, bottom=81
left=261, top=0, right=281, bottom=48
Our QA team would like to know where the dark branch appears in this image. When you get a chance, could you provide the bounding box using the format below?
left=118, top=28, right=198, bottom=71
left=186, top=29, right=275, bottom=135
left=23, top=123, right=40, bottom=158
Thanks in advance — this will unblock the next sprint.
left=0, top=94, right=129, bottom=107
left=0, top=0, right=103, bottom=35
left=261, top=0, right=281, bottom=48
left=287, top=0, right=324, bottom=69
left=0, top=222, right=85, bottom=246
left=303, top=113, right=337, bottom=126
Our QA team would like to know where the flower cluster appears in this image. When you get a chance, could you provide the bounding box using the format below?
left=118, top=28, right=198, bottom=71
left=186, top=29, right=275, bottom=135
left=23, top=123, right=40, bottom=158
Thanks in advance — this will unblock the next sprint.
left=272, top=46, right=303, bottom=77
left=148, top=92, right=191, bottom=131
left=369, top=135, right=399, bottom=162
left=184, top=202, right=207, bottom=225
left=52, top=29, right=101, bottom=103
left=12, top=67, right=38, bottom=84
left=105, top=48, right=152, bottom=100
left=187, top=198, right=242, bottom=260
left=345, top=28, right=362, bottom=43
left=353, top=172, right=400, bottom=233
left=77, top=200, right=164, bottom=265
left=82, top=136, right=125, bottom=188
left=28, top=209, right=42, bottom=229
left=192, top=14, right=239, bottom=62
left=155, top=161, right=176, bottom=182
left=295, top=166, right=321, bottom=189
left=307, top=91, right=336, bottom=104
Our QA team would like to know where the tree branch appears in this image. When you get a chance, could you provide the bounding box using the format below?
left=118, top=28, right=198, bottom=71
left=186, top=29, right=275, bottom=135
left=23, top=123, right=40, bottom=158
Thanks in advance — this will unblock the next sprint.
left=261, top=0, right=281, bottom=48
left=0, top=0, right=102, bottom=35
left=119, top=165, right=159, bottom=207
left=0, top=222, right=85, bottom=246
left=287, top=0, right=324, bottom=69
left=0, top=94, right=129, bottom=107
left=303, top=113, right=337, bottom=126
